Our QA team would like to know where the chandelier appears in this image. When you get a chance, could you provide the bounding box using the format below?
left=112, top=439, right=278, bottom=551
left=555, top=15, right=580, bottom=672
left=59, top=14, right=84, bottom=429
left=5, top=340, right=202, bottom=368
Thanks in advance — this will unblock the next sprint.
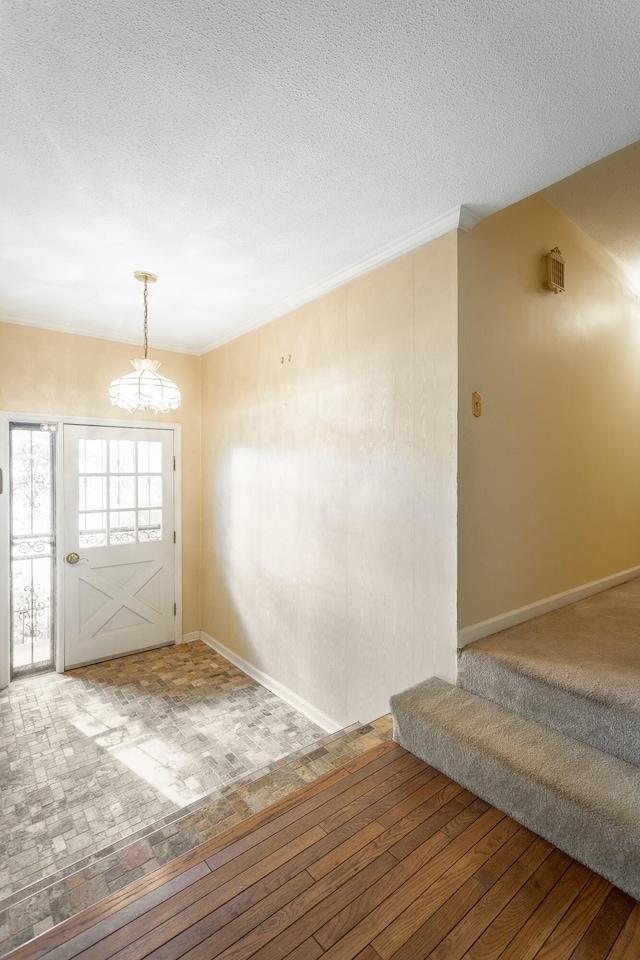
left=109, top=271, right=181, bottom=414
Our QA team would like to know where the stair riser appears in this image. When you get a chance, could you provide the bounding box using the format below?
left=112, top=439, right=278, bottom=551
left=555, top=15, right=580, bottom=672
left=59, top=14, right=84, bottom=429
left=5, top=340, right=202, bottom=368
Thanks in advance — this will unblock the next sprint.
left=391, top=678, right=640, bottom=900
left=458, top=652, right=640, bottom=767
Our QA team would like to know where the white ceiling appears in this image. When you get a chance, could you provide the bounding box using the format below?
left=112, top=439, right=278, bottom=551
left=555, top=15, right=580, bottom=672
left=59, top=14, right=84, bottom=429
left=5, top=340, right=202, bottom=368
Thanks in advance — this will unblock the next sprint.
left=2, top=1, right=640, bottom=355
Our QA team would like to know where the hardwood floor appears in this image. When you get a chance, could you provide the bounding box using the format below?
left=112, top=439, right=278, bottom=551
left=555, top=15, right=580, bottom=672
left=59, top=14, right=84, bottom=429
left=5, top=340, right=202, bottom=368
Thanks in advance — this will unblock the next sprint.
left=7, top=741, right=640, bottom=960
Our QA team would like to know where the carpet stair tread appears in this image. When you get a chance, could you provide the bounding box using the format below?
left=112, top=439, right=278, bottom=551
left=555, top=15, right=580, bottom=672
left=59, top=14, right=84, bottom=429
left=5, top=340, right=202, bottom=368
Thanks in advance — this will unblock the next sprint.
left=391, top=676, right=640, bottom=900
left=457, top=580, right=640, bottom=766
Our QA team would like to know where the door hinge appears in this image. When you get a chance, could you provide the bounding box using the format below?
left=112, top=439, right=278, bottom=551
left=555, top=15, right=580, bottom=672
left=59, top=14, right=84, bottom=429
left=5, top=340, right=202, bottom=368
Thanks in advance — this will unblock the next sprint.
left=174, top=602, right=177, bottom=617
left=173, top=456, right=176, bottom=471
left=173, top=531, right=176, bottom=544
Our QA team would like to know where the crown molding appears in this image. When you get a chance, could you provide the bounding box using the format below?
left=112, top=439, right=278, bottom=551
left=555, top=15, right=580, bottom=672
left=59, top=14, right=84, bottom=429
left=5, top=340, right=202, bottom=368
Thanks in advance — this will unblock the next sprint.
left=458, top=204, right=483, bottom=233
left=2, top=204, right=482, bottom=357
left=199, top=204, right=482, bottom=353
left=0, top=313, right=200, bottom=356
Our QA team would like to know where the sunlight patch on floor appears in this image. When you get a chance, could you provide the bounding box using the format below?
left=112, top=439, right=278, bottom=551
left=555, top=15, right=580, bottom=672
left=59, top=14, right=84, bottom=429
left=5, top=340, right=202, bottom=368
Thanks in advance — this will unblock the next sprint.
left=112, top=743, right=199, bottom=806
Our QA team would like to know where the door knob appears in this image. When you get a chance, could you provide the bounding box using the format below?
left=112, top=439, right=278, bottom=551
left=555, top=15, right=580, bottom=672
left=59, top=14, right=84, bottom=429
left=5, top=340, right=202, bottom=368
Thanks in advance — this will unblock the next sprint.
left=66, top=552, right=82, bottom=564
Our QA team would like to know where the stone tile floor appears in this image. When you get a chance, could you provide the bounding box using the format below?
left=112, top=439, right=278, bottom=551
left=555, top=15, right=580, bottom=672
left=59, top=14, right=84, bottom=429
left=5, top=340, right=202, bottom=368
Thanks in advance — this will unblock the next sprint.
left=0, top=641, right=326, bottom=906
left=0, top=642, right=392, bottom=957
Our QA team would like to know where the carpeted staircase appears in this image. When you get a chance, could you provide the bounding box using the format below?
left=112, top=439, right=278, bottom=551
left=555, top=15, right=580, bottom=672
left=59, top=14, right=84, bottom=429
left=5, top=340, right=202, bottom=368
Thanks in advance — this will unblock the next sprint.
left=390, top=578, right=640, bottom=900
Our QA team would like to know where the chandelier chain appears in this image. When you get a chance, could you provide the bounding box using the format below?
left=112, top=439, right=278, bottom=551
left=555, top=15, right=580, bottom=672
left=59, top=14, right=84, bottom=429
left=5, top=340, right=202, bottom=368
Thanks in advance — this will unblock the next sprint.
left=143, top=280, right=149, bottom=359
left=109, top=269, right=181, bottom=413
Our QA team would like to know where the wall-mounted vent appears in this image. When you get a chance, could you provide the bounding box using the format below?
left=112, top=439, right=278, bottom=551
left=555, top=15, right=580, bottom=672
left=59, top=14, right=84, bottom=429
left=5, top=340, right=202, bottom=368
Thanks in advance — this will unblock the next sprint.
left=544, top=247, right=565, bottom=294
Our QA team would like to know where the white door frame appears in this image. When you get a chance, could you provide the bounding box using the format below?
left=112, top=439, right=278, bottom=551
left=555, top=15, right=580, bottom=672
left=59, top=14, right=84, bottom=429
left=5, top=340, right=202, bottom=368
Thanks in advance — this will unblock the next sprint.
left=0, top=412, right=182, bottom=690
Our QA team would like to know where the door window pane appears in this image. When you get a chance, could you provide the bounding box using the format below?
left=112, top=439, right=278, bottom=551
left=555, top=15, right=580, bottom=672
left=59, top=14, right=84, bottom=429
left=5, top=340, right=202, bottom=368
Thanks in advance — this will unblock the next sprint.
left=109, top=440, right=135, bottom=473
left=138, top=441, right=162, bottom=473
left=80, top=476, right=107, bottom=512
left=110, top=511, right=136, bottom=544
left=110, top=475, right=136, bottom=510
left=138, top=475, right=162, bottom=508
left=79, top=512, right=108, bottom=547
left=79, top=438, right=107, bottom=473
left=138, top=508, right=162, bottom=541
left=78, top=433, right=165, bottom=546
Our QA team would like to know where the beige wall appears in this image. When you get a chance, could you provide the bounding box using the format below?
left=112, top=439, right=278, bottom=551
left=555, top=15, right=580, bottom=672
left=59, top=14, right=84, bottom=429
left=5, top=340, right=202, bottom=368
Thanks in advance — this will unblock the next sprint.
left=201, top=233, right=459, bottom=727
left=458, top=194, right=640, bottom=629
left=0, top=321, right=202, bottom=633
left=5, top=193, right=638, bottom=709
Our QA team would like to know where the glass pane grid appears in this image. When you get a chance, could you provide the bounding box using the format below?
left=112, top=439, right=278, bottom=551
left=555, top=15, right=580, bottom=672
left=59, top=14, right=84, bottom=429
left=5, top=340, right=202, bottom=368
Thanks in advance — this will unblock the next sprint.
left=78, top=438, right=163, bottom=545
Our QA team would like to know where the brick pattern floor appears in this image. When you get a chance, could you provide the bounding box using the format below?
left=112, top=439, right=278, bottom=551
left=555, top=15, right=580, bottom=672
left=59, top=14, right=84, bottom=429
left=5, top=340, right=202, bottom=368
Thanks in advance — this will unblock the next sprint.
left=0, top=676, right=391, bottom=958
left=0, top=642, right=327, bottom=906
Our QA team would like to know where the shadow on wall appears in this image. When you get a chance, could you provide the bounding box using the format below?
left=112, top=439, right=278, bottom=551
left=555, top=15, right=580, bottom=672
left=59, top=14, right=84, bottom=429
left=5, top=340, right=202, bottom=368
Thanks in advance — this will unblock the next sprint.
left=212, top=439, right=440, bottom=728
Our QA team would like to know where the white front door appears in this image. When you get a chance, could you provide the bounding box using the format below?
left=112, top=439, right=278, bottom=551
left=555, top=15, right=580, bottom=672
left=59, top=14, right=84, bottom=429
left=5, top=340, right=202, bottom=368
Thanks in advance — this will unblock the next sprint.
left=62, top=424, right=176, bottom=668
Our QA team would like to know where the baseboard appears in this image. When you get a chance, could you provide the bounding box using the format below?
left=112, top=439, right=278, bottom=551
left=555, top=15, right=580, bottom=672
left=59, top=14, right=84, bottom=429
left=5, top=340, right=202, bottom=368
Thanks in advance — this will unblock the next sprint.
left=458, top=564, right=640, bottom=648
left=180, top=631, right=201, bottom=645
left=198, top=632, right=342, bottom=734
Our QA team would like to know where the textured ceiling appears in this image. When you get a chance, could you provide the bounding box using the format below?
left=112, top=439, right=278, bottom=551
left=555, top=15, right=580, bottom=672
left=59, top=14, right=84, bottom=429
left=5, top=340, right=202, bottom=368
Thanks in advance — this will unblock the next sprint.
left=2, top=1, right=640, bottom=354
